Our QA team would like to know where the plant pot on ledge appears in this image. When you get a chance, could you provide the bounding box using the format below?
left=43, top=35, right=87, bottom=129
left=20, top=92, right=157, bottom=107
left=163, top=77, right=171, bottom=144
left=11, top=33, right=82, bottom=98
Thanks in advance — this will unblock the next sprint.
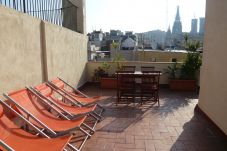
left=100, top=77, right=117, bottom=89
left=169, top=79, right=196, bottom=91
left=166, top=35, right=202, bottom=92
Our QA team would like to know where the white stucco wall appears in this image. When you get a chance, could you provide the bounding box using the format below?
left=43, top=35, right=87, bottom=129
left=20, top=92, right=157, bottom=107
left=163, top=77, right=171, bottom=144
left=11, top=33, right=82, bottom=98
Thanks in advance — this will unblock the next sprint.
left=198, top=0, right=227, bottom=135
left=44, top=22, right=88, bottom=88
left=0, top=3, right=88, bottom=97
left=0, top=5, right=43, bottom=97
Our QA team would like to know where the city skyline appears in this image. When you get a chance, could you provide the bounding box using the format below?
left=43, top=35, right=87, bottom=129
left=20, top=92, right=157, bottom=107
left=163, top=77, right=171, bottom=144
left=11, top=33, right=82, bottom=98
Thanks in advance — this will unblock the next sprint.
left=86, top=0, right=206, bottom=33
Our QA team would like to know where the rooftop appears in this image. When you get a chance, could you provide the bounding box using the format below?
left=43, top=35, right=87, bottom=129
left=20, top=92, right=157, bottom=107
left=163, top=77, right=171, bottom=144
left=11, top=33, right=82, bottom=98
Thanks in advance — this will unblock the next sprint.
left=79, top=85, right=227, bottom=151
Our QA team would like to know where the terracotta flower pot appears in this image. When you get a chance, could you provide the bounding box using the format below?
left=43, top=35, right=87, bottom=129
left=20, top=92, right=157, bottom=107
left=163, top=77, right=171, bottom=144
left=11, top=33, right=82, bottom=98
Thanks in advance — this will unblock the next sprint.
left=100, top=77, right=117, bottom=89
left=169, top=79, right=197, bottom=91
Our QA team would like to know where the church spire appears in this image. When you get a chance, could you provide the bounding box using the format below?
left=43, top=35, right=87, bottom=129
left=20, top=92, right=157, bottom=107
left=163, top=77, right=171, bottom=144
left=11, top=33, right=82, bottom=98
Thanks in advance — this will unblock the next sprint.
left=175, top=6, right=180, bottom=21
left=167, top=25, right=171, bottom=34
left=172, top=5, right=182, bottom=34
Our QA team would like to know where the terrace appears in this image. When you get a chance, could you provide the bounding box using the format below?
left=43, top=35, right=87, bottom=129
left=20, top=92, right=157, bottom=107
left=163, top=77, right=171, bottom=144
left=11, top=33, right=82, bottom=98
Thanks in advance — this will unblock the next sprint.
left=0, top=0, right=227, bottom=151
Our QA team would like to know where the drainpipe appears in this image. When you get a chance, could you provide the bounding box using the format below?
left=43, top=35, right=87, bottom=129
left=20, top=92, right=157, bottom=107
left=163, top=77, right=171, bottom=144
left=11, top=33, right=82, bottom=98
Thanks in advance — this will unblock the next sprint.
left=23, top=0, right=26, bottom=13
left=40, top=21, right=48, bottom=82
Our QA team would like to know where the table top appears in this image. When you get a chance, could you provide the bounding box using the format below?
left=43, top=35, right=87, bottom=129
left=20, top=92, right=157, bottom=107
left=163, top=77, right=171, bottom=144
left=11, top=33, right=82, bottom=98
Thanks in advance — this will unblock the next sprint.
left=116, top=71, right=162, bottom=75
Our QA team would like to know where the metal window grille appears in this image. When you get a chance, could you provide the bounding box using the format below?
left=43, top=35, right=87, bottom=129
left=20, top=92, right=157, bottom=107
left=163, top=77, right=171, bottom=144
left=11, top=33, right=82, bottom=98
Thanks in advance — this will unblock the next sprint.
left=0, top=0, right=78, bottom=33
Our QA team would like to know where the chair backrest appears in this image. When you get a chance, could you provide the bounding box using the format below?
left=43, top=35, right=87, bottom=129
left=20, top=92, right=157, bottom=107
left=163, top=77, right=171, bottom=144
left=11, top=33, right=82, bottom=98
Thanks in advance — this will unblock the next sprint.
left=141, top=66, right=155, bottom=73
left=35, top=84, right=52, bottom=97
left=141, top=71, right=161, bottom=90
left=116, top=71, right=135, bottom=91
left=121, top=66, right=136, bottom=73
left=51, top=78, right=65, bottom=89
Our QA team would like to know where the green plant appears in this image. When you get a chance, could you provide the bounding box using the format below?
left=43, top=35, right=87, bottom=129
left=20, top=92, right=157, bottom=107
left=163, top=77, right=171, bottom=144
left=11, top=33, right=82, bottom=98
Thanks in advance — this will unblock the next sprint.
left=181, top=34, right=202, bottom=79
left=184, top=34, right=200, bottom=52
left=165, top=62, right=180, bottom=79
left=101, top=62, right=111, bottom=74
left=181, top=52, right=202, bottom=79
left=93, top=62, right=112, bottom=81
left=93, top=67, right=106, bottom=81
left=112, top=53, right=125, bottom=71
left=111, top=41, right=119, bottom=51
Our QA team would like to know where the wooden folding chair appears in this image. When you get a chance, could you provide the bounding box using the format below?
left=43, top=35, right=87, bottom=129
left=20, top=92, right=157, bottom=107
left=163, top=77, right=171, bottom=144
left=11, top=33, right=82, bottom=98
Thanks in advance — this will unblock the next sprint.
left=116, top=71, right=136, bottom=105
left=122, top=66, right=136, bottom=72
left=140, top=71, right=161, bottom=106
left=141, top=66, right=155, bottom=73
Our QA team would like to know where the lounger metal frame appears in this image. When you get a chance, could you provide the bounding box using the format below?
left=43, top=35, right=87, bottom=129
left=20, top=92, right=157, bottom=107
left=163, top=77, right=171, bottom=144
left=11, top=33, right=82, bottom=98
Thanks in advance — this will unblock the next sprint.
left=57, top=77, right=105, bottom=111
left=0, top=140, right=15, bottom=151
left=0, top=95, right=90, bottom=151
left=48, top=78, right=104, bottom=113
left=47, top=82, right=87, bottom=107
left=57, top=77, right=89, bottom=98
left=48, top=82, right=104, bottom=121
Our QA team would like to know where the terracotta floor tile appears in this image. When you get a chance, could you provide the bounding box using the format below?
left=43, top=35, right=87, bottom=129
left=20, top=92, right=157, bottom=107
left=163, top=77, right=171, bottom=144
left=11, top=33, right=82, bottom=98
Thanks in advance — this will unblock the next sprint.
left=115, top=143, right=136, bottom=149
left=79, top=86, right=227, bottom=151
left=135, top=140, right=145, bottom=149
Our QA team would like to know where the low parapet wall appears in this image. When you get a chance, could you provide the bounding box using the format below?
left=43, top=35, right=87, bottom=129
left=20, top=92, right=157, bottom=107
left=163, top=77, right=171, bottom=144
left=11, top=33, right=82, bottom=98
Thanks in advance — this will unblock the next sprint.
left=87, top=61, right=183, bottom=84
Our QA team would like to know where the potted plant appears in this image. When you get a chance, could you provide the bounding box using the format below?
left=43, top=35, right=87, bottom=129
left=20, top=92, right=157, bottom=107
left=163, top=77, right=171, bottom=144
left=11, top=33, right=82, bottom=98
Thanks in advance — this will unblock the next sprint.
left=99, top=41, right=126, bottom=89
left=165, top=61, right=180, bottom=79
left=99, top=62, right=118, bottom=89
left=93, top=66, right=107, bottom=82
left=165, top=62, right=184, bottom=90
left=100, top=53, right=126, bottom=89
left=92, top=61, right=117, bottom=89
left=166, top=34, right=202, bottom=91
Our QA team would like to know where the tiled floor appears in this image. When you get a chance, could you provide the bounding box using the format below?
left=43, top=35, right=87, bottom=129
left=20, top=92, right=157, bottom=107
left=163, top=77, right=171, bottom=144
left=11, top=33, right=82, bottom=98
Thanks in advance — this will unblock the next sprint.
left=81, top=85, right=227, bottom=151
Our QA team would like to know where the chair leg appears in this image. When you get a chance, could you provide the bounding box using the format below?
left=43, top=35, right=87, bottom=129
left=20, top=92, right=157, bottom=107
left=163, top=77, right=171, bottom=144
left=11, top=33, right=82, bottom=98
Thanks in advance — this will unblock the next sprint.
left=133, top=94, right=135, bottom=106
left=140, top=91, right=142, bottom=105
left=155, top=91, right=160, bottom=106
left=116, top=91, right=119, bottom=106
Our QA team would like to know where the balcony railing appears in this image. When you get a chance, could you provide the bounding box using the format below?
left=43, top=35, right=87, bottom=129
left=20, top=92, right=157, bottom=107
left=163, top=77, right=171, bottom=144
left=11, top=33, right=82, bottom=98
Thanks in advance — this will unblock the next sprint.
left=0, top=0, right=79, bottom=32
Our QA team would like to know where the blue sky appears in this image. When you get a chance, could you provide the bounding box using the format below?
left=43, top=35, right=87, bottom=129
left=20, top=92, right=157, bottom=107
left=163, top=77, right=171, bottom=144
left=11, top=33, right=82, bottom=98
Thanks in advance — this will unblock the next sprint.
left=86, top=0, right=206, bottom=33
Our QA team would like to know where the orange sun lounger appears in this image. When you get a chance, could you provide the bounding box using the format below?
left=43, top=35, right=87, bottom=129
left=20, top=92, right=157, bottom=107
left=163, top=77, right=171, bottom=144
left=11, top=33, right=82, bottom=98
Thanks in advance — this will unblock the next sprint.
left=2, top=88, right=92, bottom=151
left=31, top=83, right=100, bottom=130
left=0, top=103, right=71, bottom=151
left=49, top=78, right=105, bottom=110
left=33, top=83, right=99, bottom=117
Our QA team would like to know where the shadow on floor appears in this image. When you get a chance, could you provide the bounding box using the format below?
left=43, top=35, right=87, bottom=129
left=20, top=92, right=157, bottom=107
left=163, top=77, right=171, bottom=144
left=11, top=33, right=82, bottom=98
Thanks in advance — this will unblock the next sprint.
left=170, top=108, right=227, bottom=151
left=97, top=89, right=198, bottom=133
left=151, top=89, right=198, bottom=117
left=97, top=96, right=157, bottom=133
